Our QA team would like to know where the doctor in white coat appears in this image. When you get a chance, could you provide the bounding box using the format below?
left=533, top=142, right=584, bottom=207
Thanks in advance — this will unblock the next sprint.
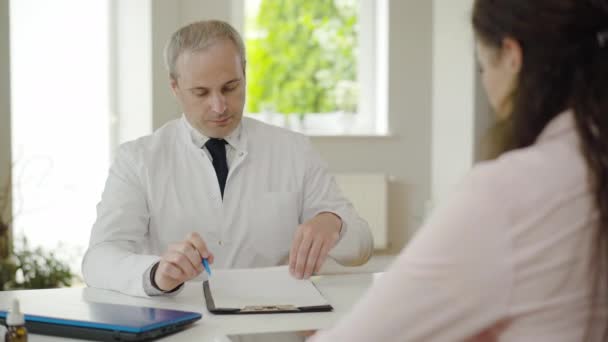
left=82, top=20, right=373, bottom=297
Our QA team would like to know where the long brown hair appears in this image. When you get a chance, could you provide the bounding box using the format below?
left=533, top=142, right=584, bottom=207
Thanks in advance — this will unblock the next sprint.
left=473, top=0, right=608, bottom=338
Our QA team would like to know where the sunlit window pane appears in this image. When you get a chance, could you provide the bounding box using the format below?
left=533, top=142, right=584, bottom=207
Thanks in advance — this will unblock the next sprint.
left=10, top=0, right=110, bottom=275
left=244, top=0, right=360, bottom=133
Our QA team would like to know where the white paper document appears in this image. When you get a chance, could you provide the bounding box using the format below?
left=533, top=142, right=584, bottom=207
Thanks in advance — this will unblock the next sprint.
left=208, top=266, right=329, bottom=309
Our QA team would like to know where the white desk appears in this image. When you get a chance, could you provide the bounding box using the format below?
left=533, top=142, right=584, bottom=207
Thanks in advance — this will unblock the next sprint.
left=0, top=271, right=383, bottom=341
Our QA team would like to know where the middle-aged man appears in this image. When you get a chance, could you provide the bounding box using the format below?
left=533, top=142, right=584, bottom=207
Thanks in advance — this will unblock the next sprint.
left=82, top=20, right=373, bottom=297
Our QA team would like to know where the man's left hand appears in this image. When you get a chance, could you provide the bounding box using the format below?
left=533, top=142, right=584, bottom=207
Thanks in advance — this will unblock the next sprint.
left=289, top=212, right=342, bottom=279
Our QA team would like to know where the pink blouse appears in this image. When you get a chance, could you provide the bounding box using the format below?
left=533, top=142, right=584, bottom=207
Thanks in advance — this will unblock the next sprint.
left=311, top=111, right=607, bottom=341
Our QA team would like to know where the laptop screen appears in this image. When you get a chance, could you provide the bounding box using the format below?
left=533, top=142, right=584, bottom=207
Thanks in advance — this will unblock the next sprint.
left=0, top=301, right=202, bottom=341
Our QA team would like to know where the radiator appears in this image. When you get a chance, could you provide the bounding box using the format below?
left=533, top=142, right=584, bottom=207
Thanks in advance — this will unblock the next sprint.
left=333, top=173, right=388, bottom=250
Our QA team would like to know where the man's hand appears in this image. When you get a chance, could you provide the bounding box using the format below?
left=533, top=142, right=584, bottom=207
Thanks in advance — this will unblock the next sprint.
left=154, top=232, right=214, bottom=291
left=289, top=212, right=342, bottom=279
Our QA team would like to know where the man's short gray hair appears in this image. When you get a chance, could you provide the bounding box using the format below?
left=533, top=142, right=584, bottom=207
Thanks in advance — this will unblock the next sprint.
left=164, top=20, right=246, bottom=80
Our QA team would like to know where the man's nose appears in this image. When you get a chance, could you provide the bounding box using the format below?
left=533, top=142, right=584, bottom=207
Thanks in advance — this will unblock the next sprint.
left=210, top=93, right=227, bottom=114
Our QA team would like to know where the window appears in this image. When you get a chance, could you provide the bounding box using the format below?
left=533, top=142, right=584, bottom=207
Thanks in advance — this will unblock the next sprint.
left=235, top=0, right=388, bottom=135
left=10, top=0, right=111, bottom=275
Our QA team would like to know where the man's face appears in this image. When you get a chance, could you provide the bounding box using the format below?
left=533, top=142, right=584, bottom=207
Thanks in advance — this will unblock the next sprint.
left=171, top=40, right=246, bottom=138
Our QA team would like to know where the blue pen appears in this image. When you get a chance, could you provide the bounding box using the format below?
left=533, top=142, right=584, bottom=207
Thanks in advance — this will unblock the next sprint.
left=202, top=258, right=212, bottom=276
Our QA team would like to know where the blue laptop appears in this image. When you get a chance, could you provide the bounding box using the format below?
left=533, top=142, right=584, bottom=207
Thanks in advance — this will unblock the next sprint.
left=0, top=301, right=202, bottom=341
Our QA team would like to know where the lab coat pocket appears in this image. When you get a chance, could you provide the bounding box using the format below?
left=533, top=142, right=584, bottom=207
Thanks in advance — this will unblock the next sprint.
left=248, top=191, right=301, bottom=264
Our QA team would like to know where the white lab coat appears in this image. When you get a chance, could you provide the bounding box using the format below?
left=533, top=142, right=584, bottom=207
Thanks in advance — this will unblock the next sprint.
left=82, top=116, right=373, bottom=297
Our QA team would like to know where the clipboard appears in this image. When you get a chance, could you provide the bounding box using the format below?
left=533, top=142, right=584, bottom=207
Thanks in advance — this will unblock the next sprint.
left=202, top=266, right=333, bottom=315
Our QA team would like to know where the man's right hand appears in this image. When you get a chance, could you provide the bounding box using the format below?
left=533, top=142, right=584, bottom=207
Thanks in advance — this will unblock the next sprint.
left=154, top=232, right=214, bottom=291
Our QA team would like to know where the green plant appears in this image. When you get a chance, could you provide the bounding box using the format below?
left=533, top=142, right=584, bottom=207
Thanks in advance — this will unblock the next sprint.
left=0, top=254, right=17, bottom=289
left=246, top=0, right=359, bottom=116
left=1, top=237, right=73, bottom=290
left=0, top=173, right=74, bottom=290
left=0, top=172, right=11, bottom=260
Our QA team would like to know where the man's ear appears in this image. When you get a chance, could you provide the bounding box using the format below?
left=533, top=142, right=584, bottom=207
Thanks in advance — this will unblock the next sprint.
left=170, top=77, right=179, bottom=97
left=501, top=37, right=523, bottom=74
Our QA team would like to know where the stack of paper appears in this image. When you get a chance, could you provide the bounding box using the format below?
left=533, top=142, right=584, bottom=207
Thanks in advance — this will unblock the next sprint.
left=206, top=266, right=330, bottom=311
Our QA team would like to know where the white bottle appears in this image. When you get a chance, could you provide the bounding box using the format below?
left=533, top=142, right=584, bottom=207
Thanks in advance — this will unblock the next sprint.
left=5, top=298, right=28, bottom=342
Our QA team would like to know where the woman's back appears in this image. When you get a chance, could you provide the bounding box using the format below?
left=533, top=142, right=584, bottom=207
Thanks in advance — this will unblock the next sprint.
left=492, top=112, right=604, bottom=340
left=312, top=111, right=606, bottom=341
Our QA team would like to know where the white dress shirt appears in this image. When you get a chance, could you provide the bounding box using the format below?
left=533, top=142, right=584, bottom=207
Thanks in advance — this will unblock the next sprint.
left=312, top=110, right=607, bottom=341
left=187, top=116, right=240, bottom=168
left=82, top=115, right=373, bottom=297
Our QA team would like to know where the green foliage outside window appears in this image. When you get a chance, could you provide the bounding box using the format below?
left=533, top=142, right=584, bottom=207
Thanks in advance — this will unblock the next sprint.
left=246, top=0, right=359, bottom=116
left=0, top=175, right=75, bottom=290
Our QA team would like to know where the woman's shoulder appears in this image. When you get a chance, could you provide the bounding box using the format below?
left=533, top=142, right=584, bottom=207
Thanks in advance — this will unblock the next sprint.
left=464, top=136, right=588, bottom=214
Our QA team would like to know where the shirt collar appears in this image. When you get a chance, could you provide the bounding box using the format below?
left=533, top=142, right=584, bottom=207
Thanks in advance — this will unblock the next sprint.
left=536, top=109, right=576, bottom=143
left=181, top=114, right=244, bottom=151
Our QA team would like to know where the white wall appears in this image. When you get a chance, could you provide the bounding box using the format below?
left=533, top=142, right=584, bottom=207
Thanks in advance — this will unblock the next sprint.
left=431, top=0, right=482, bottom=204
left=314, top=1, right=433, bottom=252
left=112, top=0, right=154, bottom=144
left=431, top=0, right=495, bottom=206
left=150, top=0, right=179, bottom=130
left=0, top=0, right=11, bottom=223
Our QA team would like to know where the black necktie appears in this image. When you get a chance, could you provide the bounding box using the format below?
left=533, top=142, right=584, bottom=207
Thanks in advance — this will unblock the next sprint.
left=205, top=138, right=228, bottom=198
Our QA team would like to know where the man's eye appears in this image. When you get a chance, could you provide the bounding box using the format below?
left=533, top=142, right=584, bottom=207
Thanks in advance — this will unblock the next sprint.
left=223, top=85, right=237, bottom=93
left=194, top=92, right=208, bottom=97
